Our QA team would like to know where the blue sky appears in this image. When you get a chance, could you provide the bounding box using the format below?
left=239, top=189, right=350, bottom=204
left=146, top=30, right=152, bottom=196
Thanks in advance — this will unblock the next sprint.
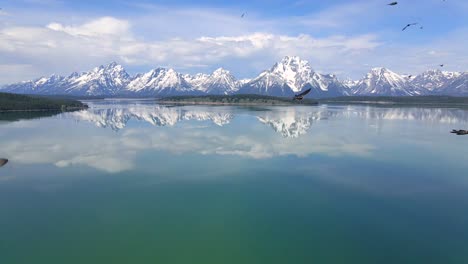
left=0, top=0, right=466, bottom=84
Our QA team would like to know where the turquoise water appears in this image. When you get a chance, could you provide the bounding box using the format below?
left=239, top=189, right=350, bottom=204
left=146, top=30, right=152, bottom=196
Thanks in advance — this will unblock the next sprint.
left=1, top=100, right=468, bottom=264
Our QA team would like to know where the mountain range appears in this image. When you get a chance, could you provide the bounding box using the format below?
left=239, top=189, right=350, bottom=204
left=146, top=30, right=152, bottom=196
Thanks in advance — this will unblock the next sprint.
left=1, top=56, right=466, bottom=97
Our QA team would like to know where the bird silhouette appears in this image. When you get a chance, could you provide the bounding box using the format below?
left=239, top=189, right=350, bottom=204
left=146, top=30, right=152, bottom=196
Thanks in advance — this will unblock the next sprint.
left=440, top=64, right=444, bottom=67
left=241, top=13, right=245, bottom=18
left=388, top=2, right=398, bottom=5
left=0, top=158, right=8, bottom=168
left=293, top=88, right=312, bottom=101
left=402, top=23, right=418, bottom=31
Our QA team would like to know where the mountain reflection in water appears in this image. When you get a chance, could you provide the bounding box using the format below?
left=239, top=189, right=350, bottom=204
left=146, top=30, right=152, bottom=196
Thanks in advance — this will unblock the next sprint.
left=0, top=100, right=467, bottom=173
left=69, top=101, right=468, bottom=137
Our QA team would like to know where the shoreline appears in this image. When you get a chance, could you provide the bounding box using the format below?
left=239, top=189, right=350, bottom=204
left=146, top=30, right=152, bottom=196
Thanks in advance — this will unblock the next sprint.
left=0, top=106, right=88, bottom=113
left=321, top=101, right=468, bottom=108
left=157, top=100, right=317, bottom=106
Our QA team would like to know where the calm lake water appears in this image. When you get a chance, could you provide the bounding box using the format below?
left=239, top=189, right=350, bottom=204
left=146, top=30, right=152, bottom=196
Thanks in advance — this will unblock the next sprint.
left=1, top=99, right=468, bottom=264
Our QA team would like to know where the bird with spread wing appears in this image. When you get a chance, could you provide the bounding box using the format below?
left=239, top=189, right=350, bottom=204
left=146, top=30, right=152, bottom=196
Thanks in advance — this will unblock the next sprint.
left=402, top=23, right=418, bottom=31
left=293, top=88, right=312, bottom=101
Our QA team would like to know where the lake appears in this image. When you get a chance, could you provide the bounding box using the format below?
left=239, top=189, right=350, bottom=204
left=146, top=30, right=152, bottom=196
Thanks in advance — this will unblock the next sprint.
left=1, top=99, right=468, bottom=264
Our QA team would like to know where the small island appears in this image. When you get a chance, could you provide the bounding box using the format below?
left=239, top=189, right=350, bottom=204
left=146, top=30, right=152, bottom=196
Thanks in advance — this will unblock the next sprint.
left=158, top=94, right=319, bottom=106
left=0, top=92, right=88, bottom=112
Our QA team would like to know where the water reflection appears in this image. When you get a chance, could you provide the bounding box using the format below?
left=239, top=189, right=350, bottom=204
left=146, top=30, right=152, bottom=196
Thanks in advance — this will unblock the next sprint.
left=1, top=101, right=467, bottom=174
left=2, top=102, right=468, bottom=264
left=0, top=111, right=62, bottom=122
left=256, top=108, right=334, bottom=138
left=0, top=101, right=379, bottom=173
left=72, top=106, right=233, bottom=131
left=341, top=106, right=468, bottom=123
left=68, top=102, right=468, bottom=137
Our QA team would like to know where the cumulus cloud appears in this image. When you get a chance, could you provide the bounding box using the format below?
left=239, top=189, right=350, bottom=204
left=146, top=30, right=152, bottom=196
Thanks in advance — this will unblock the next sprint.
left=46, top=17, right=131, bottom=38
left=0, top=0, right=466, bottom=83
left=0, top=16, right=383, bottom=83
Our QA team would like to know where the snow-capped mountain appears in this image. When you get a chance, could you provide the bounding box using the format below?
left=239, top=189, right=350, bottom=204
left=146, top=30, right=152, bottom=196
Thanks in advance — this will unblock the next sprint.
left=343, top=79, right=359, bottom=88
left=1, top=74, right=67, bottom=95
left=185, top=68, right=240, bottom=94
left=126, top=68, right=197, bottom=96
left=352, top=67, right=413, bottom=96
left=239, top=56, right=348, bottom=97
left=439, top=72, right=468, bottom=96
left=64, top=62, right=131, bottom=96
left=409, top=69, right=462, bottom=94
left=1, top=57, right=466, bottom=97
left=1, top=62, right=131, bottom=96
left=183, top=73, right=210, bottom=90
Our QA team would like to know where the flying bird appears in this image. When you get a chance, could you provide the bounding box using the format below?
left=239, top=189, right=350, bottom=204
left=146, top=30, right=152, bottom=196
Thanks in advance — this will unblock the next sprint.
left=407, top=75, right=413, bottom=79
left=241, top=13, right=245, bottom=18
left=0, top=158, right=8, bottom=168
left=293, top=88, right=312, bottom=101
left=402, top=23, right=418, bottom=31
left=451, top=129, right=468, bottom=135
left=388, top=2, right=398, bottom=5
left=440, top=64, right=444, bottom=67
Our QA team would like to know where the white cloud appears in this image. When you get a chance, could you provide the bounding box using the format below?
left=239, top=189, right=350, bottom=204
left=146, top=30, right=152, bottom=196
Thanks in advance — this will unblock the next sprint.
left=47, top=17, right=131, bottom=38
left=0, top=16, right=383, bottom=83
left=0, top=0, right=466, bottom=83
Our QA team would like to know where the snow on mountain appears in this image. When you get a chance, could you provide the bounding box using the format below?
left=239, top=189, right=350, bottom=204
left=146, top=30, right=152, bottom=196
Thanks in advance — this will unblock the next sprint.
left=64, top=62, right=131, bottom=96
left=1, top=62, right=130, bottom=96
left=409, top=69, right=462, bottom=94
left=201, top=68, right=239, bottom=94
left=183, top=73, right=210, bottom=90
left=1, top=58, right=466, bottom=97
left=1, top=74, right=67, bottom=95
left=127, top=68, right=197, bottom=96
left=353, top=67, right=412, bottom=96
left=239, top=69, right=293, bottom=96
left=343, top=79, right=359, bottom=88
left=240, top=56, right=348, bottom=97
left=439, top=72, right=468, bottom=96
left=184, top=68, right=240, bottom=94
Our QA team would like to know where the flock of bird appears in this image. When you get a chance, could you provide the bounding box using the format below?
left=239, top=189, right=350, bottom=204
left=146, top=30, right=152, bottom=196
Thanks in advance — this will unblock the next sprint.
left=381, top=2, right=461, bottom=135
left=386, top=1, right=447, bottom=79
left=387, top=1, right=445, bottom=32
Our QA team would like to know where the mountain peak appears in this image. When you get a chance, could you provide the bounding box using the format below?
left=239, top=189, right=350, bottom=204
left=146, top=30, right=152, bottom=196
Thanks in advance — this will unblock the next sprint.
left=212, top=68, right=230, bottom=75
left=354, top=67, right=411, bottom=96
left=271, top=56, right=312, bottom=74
left=370, top=67, right=391, bottom=74
left=106, top=61, right=119, bottom=68
left=281, top=55, right=307, bottom=64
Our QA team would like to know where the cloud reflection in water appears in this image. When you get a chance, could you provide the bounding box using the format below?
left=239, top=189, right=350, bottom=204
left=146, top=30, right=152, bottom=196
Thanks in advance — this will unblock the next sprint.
left=1, top=101, right=467, bottom=173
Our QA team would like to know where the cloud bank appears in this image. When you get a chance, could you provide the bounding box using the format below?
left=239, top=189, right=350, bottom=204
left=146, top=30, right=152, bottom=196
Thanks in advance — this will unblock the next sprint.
left=0, top=1, right=466, bottom=84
